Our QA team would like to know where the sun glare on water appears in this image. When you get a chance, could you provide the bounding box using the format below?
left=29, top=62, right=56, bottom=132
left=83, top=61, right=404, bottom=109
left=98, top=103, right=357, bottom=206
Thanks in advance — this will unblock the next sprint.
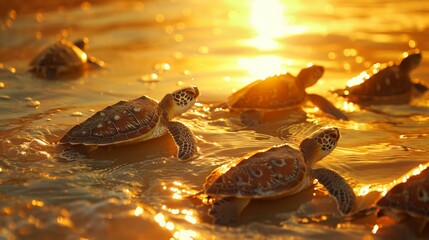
left=236, top=0, right=306, bottom=83
left=249, top=0, right=285, bottom=50
left=238, top=56, right=287, bottom=81
left=251, top=0, right=285, bottom=38
left=248, top=0, right=304, bottom=50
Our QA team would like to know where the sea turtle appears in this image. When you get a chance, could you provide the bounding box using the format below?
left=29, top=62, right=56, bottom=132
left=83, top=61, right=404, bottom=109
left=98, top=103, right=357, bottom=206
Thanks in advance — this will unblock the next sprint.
left=375, top=166, right=429, bottom=234
left=224, top=65, right=348, bottom=126
left=30, top=37, right=104, bottom=79
left=348, top=165, right=429, bottom=236
left=59, top=86, right=200, bottom=160
left=199, top=126, right=355, bottom=225
left=333, top=51, right=427, bottom=105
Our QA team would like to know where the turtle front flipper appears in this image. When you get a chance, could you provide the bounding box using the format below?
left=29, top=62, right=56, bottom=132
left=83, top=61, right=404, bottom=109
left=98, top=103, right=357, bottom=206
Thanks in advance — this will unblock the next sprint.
left=167, top=121, right=197, bottom=161
left=311, top=168, right=355, bottom=215
left=209, top=198, right=250, bottom=226
left=307, top=94, right=348, bottom=120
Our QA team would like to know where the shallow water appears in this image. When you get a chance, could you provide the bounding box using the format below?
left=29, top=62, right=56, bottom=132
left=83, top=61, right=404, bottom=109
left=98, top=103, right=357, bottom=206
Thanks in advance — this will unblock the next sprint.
left=1, top=0, right=429, bottom=239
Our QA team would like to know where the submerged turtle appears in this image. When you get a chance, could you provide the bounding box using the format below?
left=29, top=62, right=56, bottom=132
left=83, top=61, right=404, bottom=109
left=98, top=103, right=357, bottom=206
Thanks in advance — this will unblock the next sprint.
left=333, top=51, right=427, bottom=105
left=224, top=65, right=348, bottom=125
left=30, top=37, right=104, bottom=79
left=199, top=126, right=355, bottom=225
left=376, top=166, right=429, bottom=234
left=59, top=86, right=200, bottom=160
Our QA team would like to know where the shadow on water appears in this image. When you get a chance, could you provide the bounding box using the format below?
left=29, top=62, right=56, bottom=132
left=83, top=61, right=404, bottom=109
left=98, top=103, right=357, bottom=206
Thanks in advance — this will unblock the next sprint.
left=55, top=133, right=178, bottom=167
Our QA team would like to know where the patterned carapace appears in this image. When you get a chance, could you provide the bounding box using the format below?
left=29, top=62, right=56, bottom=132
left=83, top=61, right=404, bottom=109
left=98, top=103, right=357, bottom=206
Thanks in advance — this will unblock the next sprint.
left=334, top=51, right=425, bottom=104
left=60, top=86, right=200, bottom=154
left=377, top=167, right=429, bottom=218
left=204, top=145, right=308, bottom=198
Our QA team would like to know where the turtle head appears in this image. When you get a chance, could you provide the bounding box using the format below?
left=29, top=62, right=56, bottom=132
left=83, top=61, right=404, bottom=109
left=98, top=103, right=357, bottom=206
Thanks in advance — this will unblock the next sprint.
left=399, top=51, right=421, bottom=73
left=297, top=65, right=324, bottom=89
left=299, top=126, right=340, bottom=166
left=73, top=37, right=89, bottom=51
left=160, top=86, right=200, bottom=120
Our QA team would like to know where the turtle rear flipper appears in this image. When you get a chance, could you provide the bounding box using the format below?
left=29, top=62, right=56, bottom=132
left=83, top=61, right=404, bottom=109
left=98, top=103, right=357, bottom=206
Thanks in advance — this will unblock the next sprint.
left=312, top=168, right=356, bottom=215
left=167, top=121, right=198, bottom=161
left=87, top=56, right=105, bottom=69
left=307, top=94, right=348, bottom=120
left=414, top=82, right=428, bottom=94
left=209, top=198, right=250, bottom=226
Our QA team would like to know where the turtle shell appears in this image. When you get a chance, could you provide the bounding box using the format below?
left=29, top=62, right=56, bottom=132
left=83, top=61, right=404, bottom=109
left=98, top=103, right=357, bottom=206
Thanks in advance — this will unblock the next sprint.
left=30, top=40, right=87, bottom=78
left=341, top=53, right=423, bottom=104
left=203, top=144, right=309, bottom=198
left=345, top=63, right=413, bottom=98
left=377, top=167, right=429, bottom=218
left=227, top=73, right=306, bottom=111
left=60, top=96, right=164, bottom=146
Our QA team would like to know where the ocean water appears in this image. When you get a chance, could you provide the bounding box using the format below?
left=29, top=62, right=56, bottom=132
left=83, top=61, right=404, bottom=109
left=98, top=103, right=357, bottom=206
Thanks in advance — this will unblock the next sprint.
left=1, top=0, right=429, bottom=239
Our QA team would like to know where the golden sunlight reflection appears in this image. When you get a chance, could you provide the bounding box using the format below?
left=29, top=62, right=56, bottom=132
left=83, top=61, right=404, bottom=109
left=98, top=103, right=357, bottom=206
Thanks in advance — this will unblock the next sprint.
left=152, top=182, right=201, bottom=239
left=174, top=230, right=197, bottom=240
left=343, top=101, right=359, bottom=112
left=249, top=0, right=284, bottom=50
left=346, top=70, right=370, bottom=88
left=154, top=213, right=168, bottom=228
left=238, top=56, right=287, bottom=81
left=346, top=62, right=389, bottom=87
left=358, top=185, right=370, bottom=197
left=31, top=200, right=44, bottom=207
left=134, top=206, right=144, bottom=217
left=248, top=0, right=304, bottom=50
left=250, top=0, right=285, bottom=38
left=160, top=182, right=199, bottom=225
left=161, top=205, right=199, bottom=225
left=372, top=224, right=379, bottom=234
left=57, top=215, right=73, bottom=227
left=357, top=163, right=429, bottom=199
left=79, top=52, right=88, bottom=62
left=165, top=181, right=193, bottom=200
left=122, top=188, right=136, bottom=198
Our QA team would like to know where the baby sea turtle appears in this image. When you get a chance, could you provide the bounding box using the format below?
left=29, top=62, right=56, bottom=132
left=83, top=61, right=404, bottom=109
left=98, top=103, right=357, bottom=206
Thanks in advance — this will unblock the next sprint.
left=30, top=38, right=104, bottom=79
left=225, top=65, right=348, bottom=125
left=199, top=126, right=355, bottom=225
left=59, top=86, right=200, bottom=160
left=376, top=166, right=429, bottom=234
left=333, top=51, right=427, bottom=105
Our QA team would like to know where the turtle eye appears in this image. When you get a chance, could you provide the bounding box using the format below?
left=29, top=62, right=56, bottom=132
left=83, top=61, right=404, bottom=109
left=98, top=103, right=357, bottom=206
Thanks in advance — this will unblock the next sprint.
left=312, top=67, right=323, bottom=79
left=313, top=70, right=321, bottom=79
left=185, top=90, right=195, bottom=98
